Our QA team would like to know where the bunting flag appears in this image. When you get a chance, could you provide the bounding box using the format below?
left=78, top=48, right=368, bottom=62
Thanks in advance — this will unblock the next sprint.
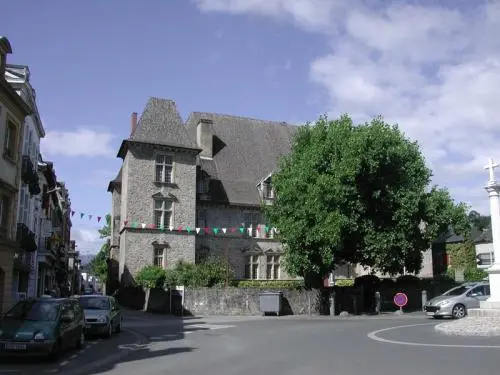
left=120, top=220, right=279, bottom=236
left=66, top=208, right=279, bottom=236
left=70, top=210, right=107, bottom=224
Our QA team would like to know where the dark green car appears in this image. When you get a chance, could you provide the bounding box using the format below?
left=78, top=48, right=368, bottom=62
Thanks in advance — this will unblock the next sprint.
left=0, top=298, right=85, bottom=359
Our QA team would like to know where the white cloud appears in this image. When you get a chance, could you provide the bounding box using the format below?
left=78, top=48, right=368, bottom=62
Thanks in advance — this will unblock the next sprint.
left=71, top=228, right=105, bottom=255
left=41, top=128, right=115, bottom=158
left=196, top=0, right=500, bottom=215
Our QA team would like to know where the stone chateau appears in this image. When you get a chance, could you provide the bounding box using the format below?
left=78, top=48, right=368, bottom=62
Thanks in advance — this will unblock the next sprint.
left=108, top=97, right=433, bottom=286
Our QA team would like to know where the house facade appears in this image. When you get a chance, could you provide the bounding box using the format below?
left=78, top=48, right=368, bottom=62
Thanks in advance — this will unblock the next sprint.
left=108, top=97, right=434, bottom=285
left=5, top=64, right=45, bottom=299
left=0, top=37, right=32, bottom=312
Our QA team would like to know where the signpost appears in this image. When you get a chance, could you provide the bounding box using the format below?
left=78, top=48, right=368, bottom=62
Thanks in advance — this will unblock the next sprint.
left=393, top=292, right=408, bottom=313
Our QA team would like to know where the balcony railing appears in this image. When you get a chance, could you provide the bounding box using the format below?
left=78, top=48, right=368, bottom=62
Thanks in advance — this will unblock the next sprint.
left=16, top=223, right=37, bottom=252
left=21, top=155, right=41, bottom=195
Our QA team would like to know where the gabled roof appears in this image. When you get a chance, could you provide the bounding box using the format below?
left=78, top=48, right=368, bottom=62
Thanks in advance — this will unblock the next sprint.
left=185, top=112, right=298, bottom=206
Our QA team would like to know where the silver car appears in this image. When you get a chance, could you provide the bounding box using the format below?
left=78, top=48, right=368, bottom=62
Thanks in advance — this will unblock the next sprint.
left=77, top=295, right=122, bottom=337
left=424, top=281, right=490, bottom=319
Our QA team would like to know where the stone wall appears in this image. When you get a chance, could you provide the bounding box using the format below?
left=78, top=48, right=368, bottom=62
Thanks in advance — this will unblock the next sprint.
left=183, top=287, right=321, bottom=316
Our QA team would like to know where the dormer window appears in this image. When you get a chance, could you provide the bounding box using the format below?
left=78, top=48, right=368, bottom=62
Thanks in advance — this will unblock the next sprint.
left=259, top=175, right=274, bottom=200
left=263, top=180, right=274, bottom=199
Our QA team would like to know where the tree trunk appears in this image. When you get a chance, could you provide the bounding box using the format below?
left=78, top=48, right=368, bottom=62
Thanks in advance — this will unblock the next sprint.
left=304, top=273, right=325, bottom=315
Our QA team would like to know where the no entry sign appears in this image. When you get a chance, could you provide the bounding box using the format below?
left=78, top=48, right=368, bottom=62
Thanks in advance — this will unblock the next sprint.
left=393, top=292, right=408, bottom=308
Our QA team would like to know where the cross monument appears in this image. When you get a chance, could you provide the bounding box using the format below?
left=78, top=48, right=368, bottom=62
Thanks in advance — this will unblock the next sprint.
left=482, top=158, right=500, bottom=308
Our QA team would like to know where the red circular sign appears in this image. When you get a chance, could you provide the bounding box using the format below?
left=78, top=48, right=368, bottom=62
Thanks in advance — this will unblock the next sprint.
left=393, top=292, right=408, bottom=307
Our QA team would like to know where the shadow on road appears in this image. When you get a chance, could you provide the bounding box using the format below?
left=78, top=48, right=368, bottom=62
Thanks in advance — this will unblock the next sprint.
left=76, top=316, right=212, bottom=375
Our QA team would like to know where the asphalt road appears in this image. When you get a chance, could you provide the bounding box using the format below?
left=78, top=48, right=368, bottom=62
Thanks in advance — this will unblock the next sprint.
left=0, top=326, right=142, bottom=375
left=90, top=313, right=500, bottom=375
left=3, top=313, right=500, bottom=375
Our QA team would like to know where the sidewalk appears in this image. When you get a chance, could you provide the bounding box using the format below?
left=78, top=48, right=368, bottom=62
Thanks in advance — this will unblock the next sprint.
left=120, top=305, right=426, bottom=324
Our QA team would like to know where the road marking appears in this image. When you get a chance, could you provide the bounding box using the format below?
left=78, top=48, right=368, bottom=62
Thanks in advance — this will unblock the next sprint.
left=367, top=323, right=500, bottom=348
left=187, top=324, right=236, bottom=330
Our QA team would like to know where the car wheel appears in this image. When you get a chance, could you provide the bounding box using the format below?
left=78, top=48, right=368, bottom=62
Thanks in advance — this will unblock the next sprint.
left=452, top=303, right=466, bottom=319
left=106, top=322, right=113, bottom=338
left=76, top=329, right=85, bottom=349
left=115, top=319, right=122, bottom=333
left=49, top=340, right=62, bottom=361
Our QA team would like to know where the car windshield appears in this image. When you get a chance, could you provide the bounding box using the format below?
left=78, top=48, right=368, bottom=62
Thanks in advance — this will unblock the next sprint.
left=443, top=285, right=470, bottom=296
left=79, top=297, right=110, bottom=310
left=4, top=300, right=60, bottom=321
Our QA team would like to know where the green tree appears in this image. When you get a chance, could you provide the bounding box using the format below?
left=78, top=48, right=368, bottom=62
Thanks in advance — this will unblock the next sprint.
left=468, top=210, right=491, bottom=232
left=264, top=115, right=469, bottom=289
left=89, top=214, right=111, bottom=282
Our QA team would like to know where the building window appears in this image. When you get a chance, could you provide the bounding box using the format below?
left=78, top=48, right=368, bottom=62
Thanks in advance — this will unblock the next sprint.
left=154, top=199, right=172, bottom=228
left=197, top=173, right=209, bottom=194
left=153, top=248, right=164, bottom=268
left=244, top=255, right=259, bottom=279
left=4, top=120, right=17, bottom=160
left=478, top=253, right=494, bottom=266
left=243, top=211, right=261, bottom=237
left=266, top=255, right=280, bottom=280
left=263, top=180, right=274, bottom=199
left=0, top=194, right=11, bottom=230
left=197, top=209, right=206, bottom=228
left=155, top=154, right=173, bottom=183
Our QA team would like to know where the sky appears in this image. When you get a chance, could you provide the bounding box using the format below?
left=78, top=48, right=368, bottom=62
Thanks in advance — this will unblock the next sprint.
left=2, top=0, right=499, bottom=255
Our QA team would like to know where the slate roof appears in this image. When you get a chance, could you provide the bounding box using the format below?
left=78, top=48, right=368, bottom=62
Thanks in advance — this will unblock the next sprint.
left=130, top=98, right=198, bottom=150
left=474, top=227, right=493, bottom=243
left=185, top=112, right=298, bottom=206
left=109, top=98, right=299, bottom=206
left=107, top=167, right=122, bottom=192
left=117, top=98, right=201, bottom=158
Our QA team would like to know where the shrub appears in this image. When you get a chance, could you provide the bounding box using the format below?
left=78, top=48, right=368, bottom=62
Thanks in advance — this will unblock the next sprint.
left=464, top=267, right=488, bottom=282
left=396, top=275, right=420, bottom=285
left=165, top=258, right=233, bottom=288
left=334, top=279, right=354, bottom=287
left=136, top=266, right=166, bottom=289
left=233, top=279, right=305, bottom=289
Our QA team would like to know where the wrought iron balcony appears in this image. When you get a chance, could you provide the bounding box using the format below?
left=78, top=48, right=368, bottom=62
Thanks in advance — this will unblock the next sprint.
left=16, top=223, right=37, bottom=252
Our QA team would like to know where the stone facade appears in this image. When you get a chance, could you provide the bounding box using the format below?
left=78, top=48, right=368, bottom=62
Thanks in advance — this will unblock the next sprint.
left=114, top=124, right=199, bottom=285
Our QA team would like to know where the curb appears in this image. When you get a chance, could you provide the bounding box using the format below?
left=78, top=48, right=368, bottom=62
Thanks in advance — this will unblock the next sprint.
left=434, top=317, right=500, bottom=337
left=66, top=328, right=149, bottom=375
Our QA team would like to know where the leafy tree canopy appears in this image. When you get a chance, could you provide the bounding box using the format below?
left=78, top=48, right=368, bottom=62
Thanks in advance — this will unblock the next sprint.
left=264, top=115, right=469, bottom=288
left=89, top=214, right=111, bottom=282
left=467, top=210, right=491, bottom=232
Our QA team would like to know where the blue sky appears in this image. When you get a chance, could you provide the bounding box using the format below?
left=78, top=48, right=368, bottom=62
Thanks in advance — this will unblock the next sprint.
left=3, top=0, right=499, bottom=254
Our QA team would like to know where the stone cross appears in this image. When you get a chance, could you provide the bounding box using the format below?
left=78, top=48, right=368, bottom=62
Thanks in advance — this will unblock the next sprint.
left=484, top=158, right=499, bottom=183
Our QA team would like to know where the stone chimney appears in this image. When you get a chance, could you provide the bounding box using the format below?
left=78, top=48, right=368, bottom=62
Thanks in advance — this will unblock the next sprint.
left=130, top=112, right=138, bottom=136
left=196, top=118, right=213, bottom=158
left=0, top=37, right=13, bottom=76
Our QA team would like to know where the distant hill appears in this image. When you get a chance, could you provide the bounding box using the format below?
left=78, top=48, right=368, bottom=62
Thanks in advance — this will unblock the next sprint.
left=79, top=254, right=95, bottom=266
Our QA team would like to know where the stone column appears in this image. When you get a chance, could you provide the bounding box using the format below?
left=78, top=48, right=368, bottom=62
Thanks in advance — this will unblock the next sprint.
left=482, top=159, right=500, bottom=308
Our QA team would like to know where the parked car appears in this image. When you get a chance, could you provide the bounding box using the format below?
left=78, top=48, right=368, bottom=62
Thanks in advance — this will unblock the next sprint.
left=0, top=298, right=85, bottom=359
left=424, top=281, right=490, bottom=319
left=76, top=295, right=122, bottom=337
